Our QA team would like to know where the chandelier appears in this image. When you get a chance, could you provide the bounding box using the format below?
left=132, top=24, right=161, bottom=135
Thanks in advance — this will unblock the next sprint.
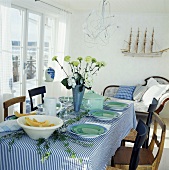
left=83, top=0, right=118, bottom=46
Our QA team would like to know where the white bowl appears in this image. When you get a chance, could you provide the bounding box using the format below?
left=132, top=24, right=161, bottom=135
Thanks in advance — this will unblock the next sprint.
left=17, top=115, right=63, bottom=140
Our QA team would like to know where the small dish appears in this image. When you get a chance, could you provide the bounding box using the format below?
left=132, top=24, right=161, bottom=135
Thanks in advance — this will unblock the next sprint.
left=104, top=101, right=129, bottom=111
left=67, top=123, right=108, bottom=138
left=5, top=115, right=17, bottom=121
left=89, top=109, right=120, bottom=120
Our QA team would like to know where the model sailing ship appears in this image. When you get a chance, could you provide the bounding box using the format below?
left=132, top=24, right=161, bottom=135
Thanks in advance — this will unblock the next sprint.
left=121, top=28, right=169, bottom=57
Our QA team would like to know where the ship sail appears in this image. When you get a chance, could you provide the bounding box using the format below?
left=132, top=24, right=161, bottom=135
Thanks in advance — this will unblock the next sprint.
left=121, top=28, right=169, bottom=57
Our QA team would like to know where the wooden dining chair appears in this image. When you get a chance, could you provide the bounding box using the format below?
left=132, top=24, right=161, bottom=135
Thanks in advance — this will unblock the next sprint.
left=28, top=86, right=46, bottom=111
left=3, top=96, right=26, bottom=120
left=112, top=112, right=166, bottom=170
left=121, top=98, right=158, bottom=148
left=107, top=119, right=148, bottom=170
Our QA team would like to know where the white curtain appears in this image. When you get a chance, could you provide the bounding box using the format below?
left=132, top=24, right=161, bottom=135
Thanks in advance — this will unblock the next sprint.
left=58, top=12, right=71, bottom=96
left=48, top=12, right=71, bottom=97
left=0, top=0, right=13, bottom=122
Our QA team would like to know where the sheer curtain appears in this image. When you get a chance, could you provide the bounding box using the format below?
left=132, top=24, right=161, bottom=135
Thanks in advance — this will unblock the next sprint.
left=0, top=0, right=13, bottom=122
left=48, top=12, right=71, bottom=97
left=57, top=12, right=71, bottom=96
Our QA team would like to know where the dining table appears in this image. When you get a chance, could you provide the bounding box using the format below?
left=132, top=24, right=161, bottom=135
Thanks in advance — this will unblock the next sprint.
left=0, top=101, right=137, bottom=170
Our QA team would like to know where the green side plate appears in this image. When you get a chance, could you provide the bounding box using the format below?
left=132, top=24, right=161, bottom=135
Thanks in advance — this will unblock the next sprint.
left=89, top=109, right=119, bottom=120
left=69, top=123, right=107, bottom=137
left=104, top=101, right=128, bottom=111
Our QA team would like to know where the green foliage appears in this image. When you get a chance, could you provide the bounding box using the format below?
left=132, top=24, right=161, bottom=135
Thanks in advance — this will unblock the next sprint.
left=0, top=130, right=25, bottom=151
left=61, top=78, right=72, bottom=89
left=37, top=138, right=51, bottom=162
left=0, top=111, right=93, bottom=163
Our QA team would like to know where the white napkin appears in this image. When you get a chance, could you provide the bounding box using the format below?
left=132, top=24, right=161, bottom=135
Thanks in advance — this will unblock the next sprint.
left=85, top=121, right=111, bottom=130
left=117, top=112, right=123, bottom=115
left=0, top=120, right=22, bottom=132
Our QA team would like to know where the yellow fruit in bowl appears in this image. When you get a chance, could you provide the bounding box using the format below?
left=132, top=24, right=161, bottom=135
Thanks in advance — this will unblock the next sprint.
left=25, top=117, right=51, bottom=127
left=17, top=115, right=63, bottom=140
left=14, top=111, right=36, bottom=118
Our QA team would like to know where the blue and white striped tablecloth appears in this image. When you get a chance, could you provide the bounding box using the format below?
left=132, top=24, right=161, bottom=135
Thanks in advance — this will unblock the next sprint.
left=0, top=103, right=136, bottom=170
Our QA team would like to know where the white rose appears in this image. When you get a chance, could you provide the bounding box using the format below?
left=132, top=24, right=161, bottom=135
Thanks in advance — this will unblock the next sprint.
left=68, top=76, right=74, bottom=87
left=72, top=78, right=76, bottom=88
left=74, top=73, right=79, bottom=79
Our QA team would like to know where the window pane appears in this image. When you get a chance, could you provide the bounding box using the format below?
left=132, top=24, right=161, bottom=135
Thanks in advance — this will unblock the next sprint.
left=27, top=12, right=41, bottom=88
left=43, top=17, right=55, bottom=79
left=11, top=7, right=24, bottom=97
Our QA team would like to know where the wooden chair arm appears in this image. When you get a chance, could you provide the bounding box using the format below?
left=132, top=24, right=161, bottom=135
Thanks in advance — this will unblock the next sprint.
left=155, top=97, right=169, bottom=114
left=103, top=85, right=120, bottom=96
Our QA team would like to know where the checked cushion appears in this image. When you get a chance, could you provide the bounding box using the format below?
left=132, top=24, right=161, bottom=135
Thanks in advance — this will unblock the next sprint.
left=114, top=86, right=136, bottom=100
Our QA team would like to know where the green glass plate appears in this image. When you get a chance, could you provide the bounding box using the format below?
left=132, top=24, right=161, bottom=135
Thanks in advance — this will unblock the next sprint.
left=69, top=123, right=107, bottom=137
left=104, top=101, right=128, bottom=111
left=89, top=109, right=119, bottom=120
left=5, top=115, right=17, bottom=120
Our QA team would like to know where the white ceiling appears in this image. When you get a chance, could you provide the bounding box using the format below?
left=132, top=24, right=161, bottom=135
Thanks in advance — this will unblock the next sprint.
left=50, top=0, right=169, bottom=13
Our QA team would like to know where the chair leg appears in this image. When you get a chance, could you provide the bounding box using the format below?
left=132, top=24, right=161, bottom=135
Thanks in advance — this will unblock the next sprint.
left=111, top=156, right=115, bottom=167
left=121, top=140, right=125, bottom=146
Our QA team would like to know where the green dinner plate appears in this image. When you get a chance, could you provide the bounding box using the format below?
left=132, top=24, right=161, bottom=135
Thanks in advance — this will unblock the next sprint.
left=104, top=101, right=128, bottom=110
left=70, top=124, right=107, bottom=136
left=89, top=109, right=119, bottom=120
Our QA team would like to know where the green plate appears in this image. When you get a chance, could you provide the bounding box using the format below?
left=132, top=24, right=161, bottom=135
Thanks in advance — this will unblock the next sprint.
left=89, top=109, right=119, bottom=120
left=69, top=123, right=107, bottom=137
left=5, top=115, right=17, bottom=120
left=104, top=101, right=128, bottom=111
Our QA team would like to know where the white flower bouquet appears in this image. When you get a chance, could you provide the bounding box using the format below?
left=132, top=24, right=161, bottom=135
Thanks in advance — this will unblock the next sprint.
left=52, top=55, right=105, bottom=91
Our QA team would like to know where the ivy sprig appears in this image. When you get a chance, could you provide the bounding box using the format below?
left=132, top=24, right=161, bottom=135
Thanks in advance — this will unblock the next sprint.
left=36, top=110, right=93, bottom=162
left=36, top=138, right=51, bottom=162
left=1, top=111, right=93, bottom=163
left=0, top=130, right=25, bottom=151
left=64, top=110, right=89, bottom=127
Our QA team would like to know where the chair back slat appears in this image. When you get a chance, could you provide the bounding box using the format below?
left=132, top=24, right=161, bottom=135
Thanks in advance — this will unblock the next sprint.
left=148, top=112, right=166, bottom=169
left=3, top=96, right=26, bottom=120
left=146, top=98, right=158, bottom=126
left=153, top=134, right=160, bottom=147
left=129, top=120, right=148, bottom=170
left=28, top=86, right=46, bottom=111
left=142, top=98, right=158, bottom=148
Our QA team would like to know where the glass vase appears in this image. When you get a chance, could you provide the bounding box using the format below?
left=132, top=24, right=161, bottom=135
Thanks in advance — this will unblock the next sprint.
left=72, top=85, right=85, bottom=112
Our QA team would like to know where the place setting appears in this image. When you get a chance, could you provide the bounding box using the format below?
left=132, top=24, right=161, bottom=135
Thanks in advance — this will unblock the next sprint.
left=67, top=122, right=109, bottom=139
left=104, top=101, right=129, bottom=111
left=88, top=109, right=121, bottom=121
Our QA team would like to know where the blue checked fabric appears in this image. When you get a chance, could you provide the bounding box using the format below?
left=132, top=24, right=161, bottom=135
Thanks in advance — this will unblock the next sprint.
left=0, top=120, right=22, bottom=132
left=114, top=86, right=136, bottom=100
left=0, top=103, right=136, bottom=170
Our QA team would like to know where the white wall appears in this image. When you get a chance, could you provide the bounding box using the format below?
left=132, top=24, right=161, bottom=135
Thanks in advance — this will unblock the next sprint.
left=68, top=12, right=169, bottom=117
left=69, top=12, right=169, bottom=93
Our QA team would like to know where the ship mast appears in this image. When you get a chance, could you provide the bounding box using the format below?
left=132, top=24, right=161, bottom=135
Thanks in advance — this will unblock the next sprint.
left=128, top=28, right=132, bottom=52
left=135, top=28, right=139, bottom=53
left=143, top=28, right=147, bottom=53
left=150, top=28, right=154, bottom=53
